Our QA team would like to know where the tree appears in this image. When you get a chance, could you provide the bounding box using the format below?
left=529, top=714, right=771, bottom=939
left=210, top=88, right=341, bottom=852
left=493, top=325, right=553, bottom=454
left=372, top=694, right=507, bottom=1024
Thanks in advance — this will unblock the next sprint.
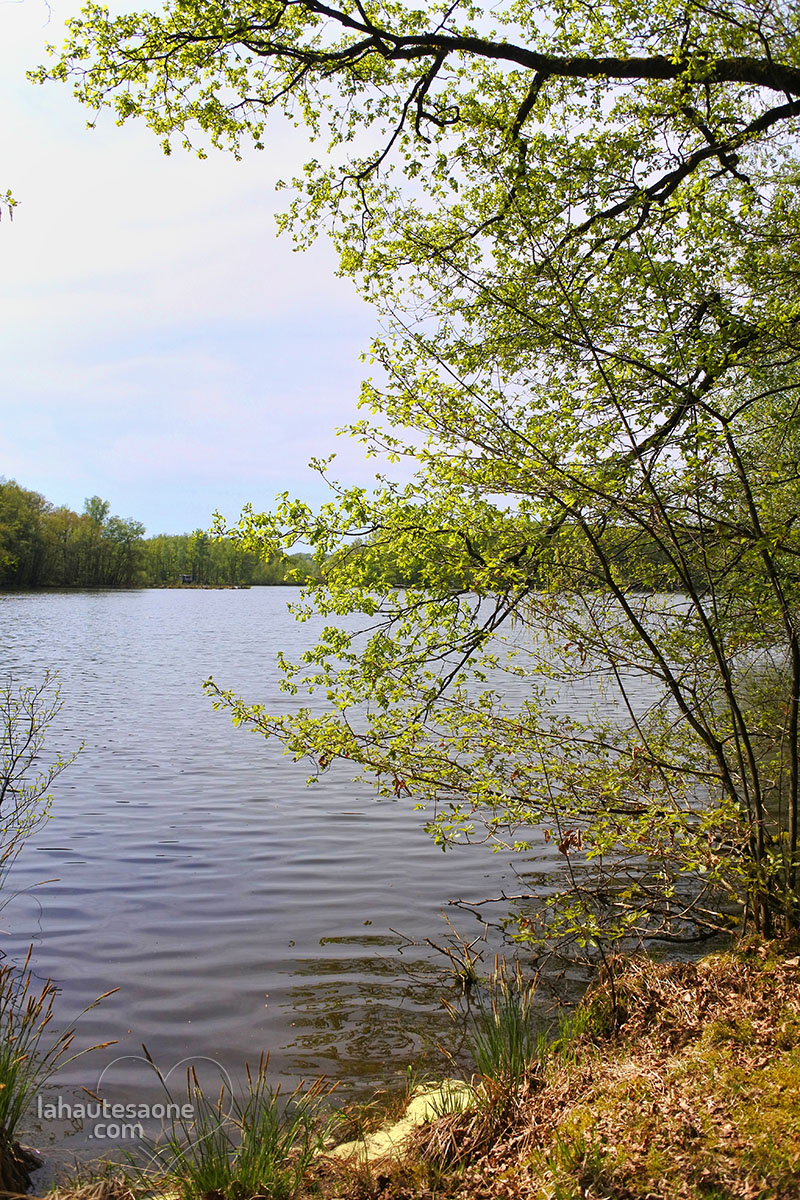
left=105, top=515, right=146, bottom=585
left=82, top=496, right=110, bottom=527
left=43, top=504, right=83, bottom=586
left=73, top=498, right=145, bottom=586
left=0, top=480, right=50, bottom=588
left=0, top=672, right=78, bottom=880
left=44, top=0, right=800, bottom=943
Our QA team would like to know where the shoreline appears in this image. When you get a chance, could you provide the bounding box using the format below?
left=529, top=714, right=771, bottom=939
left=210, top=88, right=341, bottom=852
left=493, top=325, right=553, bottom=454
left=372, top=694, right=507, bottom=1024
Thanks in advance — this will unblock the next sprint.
left=21, top=938, right=800, bottom=1200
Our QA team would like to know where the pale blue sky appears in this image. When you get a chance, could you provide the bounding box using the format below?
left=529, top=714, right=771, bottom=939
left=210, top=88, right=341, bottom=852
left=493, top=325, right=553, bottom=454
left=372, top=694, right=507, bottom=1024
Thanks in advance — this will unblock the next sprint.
left=1, top=0, right=381, bottom=534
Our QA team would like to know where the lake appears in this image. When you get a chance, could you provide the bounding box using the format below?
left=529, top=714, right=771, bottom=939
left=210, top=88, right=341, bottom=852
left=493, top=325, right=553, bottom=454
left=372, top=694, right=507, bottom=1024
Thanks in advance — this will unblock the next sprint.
left=0, top=588, right=578, bottom=1167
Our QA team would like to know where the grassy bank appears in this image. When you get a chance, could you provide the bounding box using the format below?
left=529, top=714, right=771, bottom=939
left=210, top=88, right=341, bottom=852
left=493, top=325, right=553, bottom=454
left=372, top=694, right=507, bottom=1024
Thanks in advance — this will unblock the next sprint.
left=28, top=939, right=800, bottom=1200
left=420, top=941, right=800, bottom=1200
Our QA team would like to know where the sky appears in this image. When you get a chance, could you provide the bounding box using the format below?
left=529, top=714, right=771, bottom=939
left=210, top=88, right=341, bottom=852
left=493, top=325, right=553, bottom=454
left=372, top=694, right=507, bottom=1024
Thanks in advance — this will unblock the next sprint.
left=0, top=0, right=382, bottom=535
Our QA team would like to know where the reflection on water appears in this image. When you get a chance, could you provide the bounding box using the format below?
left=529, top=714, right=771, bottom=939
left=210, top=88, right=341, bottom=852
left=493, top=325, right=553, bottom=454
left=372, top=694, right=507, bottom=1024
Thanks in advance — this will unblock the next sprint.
left=0, top=589, right=580, bottom=1165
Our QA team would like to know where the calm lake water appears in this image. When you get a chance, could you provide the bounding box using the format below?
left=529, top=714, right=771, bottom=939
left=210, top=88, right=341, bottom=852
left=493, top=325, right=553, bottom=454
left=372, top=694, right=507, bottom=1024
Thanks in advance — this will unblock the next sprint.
left=0, top=588, right=578, bottom=1167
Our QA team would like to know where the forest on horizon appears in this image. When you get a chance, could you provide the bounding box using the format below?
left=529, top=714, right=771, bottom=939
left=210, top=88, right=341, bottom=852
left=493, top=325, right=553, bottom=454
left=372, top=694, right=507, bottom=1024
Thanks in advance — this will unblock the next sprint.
left=0, top=476, right=318, bottom=588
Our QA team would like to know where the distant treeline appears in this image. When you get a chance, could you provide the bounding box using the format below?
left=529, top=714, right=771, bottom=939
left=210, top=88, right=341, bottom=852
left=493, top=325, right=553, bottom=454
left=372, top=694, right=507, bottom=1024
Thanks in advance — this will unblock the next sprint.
left=0, top=479, right=319, bottom=589
left=1, top=476, right=683, bottom=593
